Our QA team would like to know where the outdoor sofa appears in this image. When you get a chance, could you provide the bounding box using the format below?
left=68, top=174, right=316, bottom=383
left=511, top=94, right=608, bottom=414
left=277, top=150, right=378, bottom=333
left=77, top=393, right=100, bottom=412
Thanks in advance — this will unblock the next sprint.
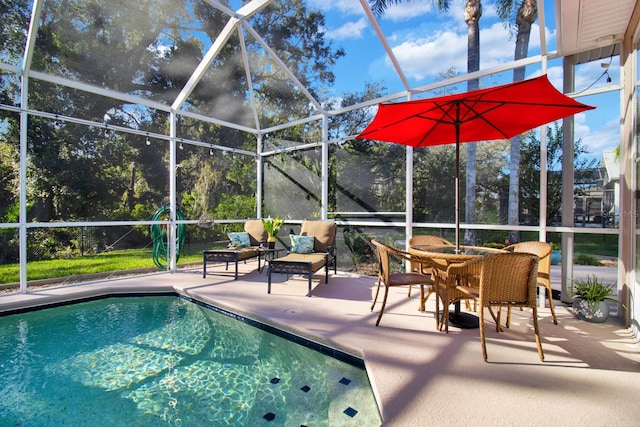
left=203, top=219, right=267, bottom=280
left=267, top=220, right=337, bottom=296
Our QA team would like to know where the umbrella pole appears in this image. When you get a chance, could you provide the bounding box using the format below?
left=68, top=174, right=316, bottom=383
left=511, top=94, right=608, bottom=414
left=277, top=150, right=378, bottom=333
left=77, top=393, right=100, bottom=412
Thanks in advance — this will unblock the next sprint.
left=455, top=117, right=461, bottom=252
left=455, top=140, right=460, bottom=252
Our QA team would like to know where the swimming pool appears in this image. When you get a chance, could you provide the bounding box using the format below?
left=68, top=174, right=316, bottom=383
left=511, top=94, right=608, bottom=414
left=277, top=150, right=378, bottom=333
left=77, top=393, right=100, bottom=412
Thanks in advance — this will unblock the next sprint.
left=0, top=295, right=381, bottom=426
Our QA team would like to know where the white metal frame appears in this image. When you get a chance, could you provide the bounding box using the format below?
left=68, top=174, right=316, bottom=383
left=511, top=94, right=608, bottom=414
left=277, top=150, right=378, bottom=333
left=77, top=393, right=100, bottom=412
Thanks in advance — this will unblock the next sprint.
left=0, top=0, right=630, bottom=328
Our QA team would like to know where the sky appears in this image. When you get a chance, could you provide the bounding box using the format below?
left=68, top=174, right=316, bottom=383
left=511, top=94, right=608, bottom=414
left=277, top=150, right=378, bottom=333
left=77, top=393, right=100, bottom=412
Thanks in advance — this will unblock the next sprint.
left=303, top=0, right=620, bottom=161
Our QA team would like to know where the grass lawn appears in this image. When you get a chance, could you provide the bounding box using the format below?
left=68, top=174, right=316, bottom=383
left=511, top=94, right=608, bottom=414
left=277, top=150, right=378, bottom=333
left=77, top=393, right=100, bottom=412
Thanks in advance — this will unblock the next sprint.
left=0, top=243, right=222, bottom=284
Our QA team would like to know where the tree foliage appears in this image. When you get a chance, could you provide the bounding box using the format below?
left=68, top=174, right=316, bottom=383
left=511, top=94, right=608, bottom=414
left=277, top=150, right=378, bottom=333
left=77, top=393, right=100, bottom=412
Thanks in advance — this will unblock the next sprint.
left=0, top=0, right=344, bottom=261
left=519, top=122, right=597, bottom=225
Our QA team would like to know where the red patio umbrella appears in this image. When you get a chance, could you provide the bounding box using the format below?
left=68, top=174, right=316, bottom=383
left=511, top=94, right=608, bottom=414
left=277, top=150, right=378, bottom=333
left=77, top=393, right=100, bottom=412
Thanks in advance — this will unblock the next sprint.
left=356, top=75, right=595, bottom=249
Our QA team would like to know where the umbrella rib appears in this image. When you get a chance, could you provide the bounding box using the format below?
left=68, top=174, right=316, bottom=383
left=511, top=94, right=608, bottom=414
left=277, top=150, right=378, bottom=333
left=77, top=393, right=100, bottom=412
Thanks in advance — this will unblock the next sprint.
left=415, top=101, right=460, bottom=147
left=463, top=101, right=511, bottom=139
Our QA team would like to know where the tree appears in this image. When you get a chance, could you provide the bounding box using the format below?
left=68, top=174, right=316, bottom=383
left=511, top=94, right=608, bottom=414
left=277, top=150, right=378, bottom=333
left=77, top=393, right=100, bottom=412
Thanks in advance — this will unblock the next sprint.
left=0, top=0, right=346, bottom=262
left=519, top=123, right=597, bottom=225
left=463, top=0, right=482, bottom=245
left=496, top=0, right=538, bottom=241
left=0, top=0, right=344, bottom=225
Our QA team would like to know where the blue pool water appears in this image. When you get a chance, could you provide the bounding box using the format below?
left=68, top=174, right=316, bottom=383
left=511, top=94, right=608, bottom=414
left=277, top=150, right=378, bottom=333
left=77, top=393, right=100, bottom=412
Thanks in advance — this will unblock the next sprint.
left=0, top=296, right=381, bottom=426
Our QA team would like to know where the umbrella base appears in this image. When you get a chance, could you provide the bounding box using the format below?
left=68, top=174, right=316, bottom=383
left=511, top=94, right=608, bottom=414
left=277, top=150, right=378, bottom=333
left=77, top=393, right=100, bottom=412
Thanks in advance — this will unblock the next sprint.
left=449, top=312, right=479, bottom=329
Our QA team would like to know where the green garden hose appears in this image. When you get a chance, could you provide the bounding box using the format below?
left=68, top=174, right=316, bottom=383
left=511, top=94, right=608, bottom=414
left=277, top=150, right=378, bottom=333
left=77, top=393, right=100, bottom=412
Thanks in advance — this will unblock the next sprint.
left=151, top=205, right=186, bottom=269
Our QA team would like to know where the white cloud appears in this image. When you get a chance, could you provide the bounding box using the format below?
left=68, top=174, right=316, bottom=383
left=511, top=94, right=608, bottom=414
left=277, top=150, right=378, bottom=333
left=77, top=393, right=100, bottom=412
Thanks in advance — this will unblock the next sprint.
left=376, top=20, right=555, bottom=82
left=389, top=30, right=467, bottom=80
left=325, top=17, right=369, bottom=40
left=381, top=21, right=514, bottom=80
left=579, top=116, right=619, bottom=154
left=377, top=2, right=438, bottom=22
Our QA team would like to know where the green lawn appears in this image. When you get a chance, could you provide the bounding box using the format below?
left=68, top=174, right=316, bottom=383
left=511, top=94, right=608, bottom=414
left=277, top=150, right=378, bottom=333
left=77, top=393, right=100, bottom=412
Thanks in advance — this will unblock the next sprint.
left=0, top=243, right=219, bottom=284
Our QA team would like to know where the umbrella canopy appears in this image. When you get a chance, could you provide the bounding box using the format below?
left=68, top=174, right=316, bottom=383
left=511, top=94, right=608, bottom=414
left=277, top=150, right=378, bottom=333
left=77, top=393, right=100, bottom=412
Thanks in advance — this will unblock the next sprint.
left=356, top=75, right=595, bottom=248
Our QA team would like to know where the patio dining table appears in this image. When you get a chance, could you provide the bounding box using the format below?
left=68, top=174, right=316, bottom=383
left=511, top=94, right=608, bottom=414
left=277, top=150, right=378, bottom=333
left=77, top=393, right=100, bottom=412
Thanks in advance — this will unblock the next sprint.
left=409, top=244, right=505, bottom=329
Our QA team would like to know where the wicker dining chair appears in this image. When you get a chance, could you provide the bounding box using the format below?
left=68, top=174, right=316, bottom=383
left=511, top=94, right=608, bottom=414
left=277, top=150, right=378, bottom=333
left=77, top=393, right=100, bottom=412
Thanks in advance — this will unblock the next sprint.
left=370, top=240, right=435, bottom=326
left=504, top=241, right=557, bottom=325
left=407, top=235, right=453, bottom=298
left=447, top=252, right=543, bottom=361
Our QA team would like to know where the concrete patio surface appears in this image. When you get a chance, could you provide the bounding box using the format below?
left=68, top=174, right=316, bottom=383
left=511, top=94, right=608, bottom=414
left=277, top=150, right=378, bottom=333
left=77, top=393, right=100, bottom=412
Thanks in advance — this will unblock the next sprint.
left=1, top=260, right=639, bottom=426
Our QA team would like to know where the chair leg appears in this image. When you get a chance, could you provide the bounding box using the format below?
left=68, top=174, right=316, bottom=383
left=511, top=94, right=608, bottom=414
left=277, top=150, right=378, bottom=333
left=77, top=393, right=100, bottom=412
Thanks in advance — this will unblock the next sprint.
left=532, top=305, right=545, bottom=361
left=375, top=285, right=390, bottom=326
left=488, top=305, right=504, bottom=332
left=408, top=285, right=412, bottom=297
left=506, top=285, right=558, bottom=326
left=267, top=266, right=272, bottom=294
left=441, top=292, right=451, bottom=333
left=371, top=278, right=382, bottom=311
left=480, top=307, right=488, bottom=361
left=546, top=284, right=558, bottom=325
left=419, top=286, right=434, bottom=312
left=435, top=287, right=442, bottom=330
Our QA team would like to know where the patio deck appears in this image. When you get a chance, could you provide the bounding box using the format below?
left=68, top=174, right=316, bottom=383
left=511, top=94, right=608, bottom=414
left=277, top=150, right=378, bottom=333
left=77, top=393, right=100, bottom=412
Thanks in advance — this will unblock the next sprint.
left=1, top=260, right=639, bottom=426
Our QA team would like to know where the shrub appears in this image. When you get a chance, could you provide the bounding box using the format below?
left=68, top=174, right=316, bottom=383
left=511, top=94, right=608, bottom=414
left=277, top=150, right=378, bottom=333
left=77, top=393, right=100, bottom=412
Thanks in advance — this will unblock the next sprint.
left=574, top=253, right=602, bottom=266
left=483, top=242, right=505, bottom=249
left=571, top=275, right=620, bottom=304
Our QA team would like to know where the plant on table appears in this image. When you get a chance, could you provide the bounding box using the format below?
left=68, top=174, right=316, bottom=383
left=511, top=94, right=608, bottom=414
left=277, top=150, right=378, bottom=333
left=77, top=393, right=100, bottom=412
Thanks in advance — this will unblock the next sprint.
left=261, top=216, right=284, bottom=244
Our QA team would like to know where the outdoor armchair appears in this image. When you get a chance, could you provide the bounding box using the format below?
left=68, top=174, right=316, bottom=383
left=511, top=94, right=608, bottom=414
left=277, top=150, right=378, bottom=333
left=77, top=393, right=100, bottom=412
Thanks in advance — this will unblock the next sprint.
left=504, top=241, right=557, bottom=325
left=448, top=252, right=543, bottom=361
left=408, top=235, right=453, bottom=297
left=267, top=220, right=337, bottom=296
left=370, top=239, right=435, bottom=326
left=203, top=219, right=267, bottom=280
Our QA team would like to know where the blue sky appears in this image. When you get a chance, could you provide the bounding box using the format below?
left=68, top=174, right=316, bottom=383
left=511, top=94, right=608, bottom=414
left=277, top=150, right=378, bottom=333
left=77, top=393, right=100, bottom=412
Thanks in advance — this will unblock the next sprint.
left=304, top=0, right=619, bottom=160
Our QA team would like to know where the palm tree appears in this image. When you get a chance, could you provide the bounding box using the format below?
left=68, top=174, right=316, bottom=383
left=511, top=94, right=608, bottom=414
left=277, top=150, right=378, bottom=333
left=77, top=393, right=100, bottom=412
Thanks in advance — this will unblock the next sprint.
left=462, top=0, right=482, bottom=245
left=496, top=1, right=538, bottom=241
left=368, top=0, right=481, bottom=245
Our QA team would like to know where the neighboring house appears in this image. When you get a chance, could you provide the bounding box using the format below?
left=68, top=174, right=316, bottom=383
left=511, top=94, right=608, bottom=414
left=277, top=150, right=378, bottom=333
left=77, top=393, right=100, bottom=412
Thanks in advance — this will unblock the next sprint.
left=573, top=150, right=619, bottom=227
left=601, top=149, right=620, bottom=226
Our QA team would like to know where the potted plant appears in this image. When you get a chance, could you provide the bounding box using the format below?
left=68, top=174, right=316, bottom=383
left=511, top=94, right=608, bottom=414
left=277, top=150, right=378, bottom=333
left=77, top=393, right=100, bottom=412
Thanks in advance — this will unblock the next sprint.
left=550, top=242, right=561, bottom=265
left=261, top=216, right=284, bottom=249
left=571, top=275, right=624, bottom=323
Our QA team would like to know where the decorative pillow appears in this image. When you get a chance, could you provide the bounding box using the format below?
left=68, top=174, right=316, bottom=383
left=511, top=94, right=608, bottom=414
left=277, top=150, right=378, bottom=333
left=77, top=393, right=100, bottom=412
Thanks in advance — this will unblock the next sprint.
left=228, top=232, right=251, bottom=248
left=290, top=234, right=315, bottom=254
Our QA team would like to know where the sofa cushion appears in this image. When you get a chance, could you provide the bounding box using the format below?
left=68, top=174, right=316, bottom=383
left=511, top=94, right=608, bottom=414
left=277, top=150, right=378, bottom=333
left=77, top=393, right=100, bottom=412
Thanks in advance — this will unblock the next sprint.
left=228, top=232, right=251, bottom=248
left=290, top=234, right=315, bottom=253
left=270, top=253, right=327, bottom=273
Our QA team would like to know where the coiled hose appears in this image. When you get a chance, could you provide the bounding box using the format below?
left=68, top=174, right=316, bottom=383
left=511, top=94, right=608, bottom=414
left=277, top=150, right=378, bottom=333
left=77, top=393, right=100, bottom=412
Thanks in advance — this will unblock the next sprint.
left=151, top=205, right=186, bottom=269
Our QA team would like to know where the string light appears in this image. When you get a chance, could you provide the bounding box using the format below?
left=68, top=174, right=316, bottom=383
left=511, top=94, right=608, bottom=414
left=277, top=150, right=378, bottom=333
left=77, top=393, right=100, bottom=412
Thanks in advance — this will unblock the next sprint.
left=145, top=133, right=151, bottom=145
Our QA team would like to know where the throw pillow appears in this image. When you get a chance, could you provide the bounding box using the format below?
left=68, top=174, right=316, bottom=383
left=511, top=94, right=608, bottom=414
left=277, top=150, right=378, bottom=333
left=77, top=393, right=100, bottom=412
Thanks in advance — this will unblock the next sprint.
left=228, top=232, right=251, bottom=248
left=290, top=234, right=315, bottom=254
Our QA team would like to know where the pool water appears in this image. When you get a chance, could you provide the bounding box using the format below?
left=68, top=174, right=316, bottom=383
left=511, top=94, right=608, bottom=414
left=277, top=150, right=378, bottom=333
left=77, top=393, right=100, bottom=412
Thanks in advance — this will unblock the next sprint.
left=0, top=296, right=381, bottom=426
